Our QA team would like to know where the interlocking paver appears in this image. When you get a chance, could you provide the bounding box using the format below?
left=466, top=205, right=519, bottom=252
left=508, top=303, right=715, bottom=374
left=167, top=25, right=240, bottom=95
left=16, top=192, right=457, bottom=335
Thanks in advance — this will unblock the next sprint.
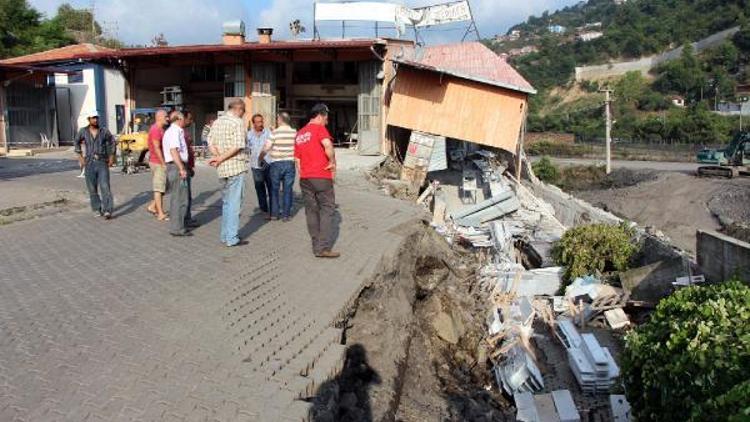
left=0, top=156, right=421, bottom=420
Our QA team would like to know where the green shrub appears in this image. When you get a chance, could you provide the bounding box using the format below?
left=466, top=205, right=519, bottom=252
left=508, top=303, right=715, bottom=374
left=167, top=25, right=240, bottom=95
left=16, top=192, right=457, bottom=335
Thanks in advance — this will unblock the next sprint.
left=552, top=223, right=636, bottom=282
left=622, top=281, right=750, bottom=422
left=532, top=156, right=560, bottom=184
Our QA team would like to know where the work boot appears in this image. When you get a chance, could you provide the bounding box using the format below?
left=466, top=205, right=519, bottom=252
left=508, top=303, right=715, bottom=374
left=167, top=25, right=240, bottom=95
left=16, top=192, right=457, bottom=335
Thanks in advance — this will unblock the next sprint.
left=316, top=250, right=341, bottom=259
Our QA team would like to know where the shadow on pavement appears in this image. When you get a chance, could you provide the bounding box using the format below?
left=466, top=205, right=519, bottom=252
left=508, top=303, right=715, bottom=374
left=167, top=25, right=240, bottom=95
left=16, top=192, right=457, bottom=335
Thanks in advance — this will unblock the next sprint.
left=0, top=158, right=80, bottom=180
left=310, top=344, right=381, bottom=422
left=113, top=191, right=152, bottom=218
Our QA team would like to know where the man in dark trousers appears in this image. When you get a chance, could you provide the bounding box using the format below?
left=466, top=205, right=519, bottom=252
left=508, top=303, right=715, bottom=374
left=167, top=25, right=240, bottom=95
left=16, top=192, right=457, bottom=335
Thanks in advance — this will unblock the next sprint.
left=294, top=103, right=340, bottom=258
left=75, top=110, right=116, bottom=219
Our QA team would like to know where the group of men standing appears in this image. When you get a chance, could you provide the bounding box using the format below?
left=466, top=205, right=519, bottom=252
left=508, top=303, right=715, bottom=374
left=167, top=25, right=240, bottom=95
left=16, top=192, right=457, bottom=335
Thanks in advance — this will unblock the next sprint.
left=75, top=101, right=340, bottom=258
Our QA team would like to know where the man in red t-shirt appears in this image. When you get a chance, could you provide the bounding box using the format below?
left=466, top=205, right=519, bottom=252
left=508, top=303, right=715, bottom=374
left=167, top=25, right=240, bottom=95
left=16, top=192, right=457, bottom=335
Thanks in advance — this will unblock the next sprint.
left=295, top=103, right=339, bottom=258
left=147, top=109, right=168, bottom=221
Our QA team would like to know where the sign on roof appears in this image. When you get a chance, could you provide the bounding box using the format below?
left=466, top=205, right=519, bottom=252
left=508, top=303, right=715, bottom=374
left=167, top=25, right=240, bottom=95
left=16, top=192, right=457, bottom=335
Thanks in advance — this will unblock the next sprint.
left=411, top=1, right=472, bottom=28
left=314, top=1, right=474, bottom=28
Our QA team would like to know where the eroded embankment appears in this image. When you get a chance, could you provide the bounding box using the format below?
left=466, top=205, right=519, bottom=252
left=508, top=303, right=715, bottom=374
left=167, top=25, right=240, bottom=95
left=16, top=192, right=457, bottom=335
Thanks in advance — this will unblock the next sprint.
left=310, top=222, right=512, bottom=422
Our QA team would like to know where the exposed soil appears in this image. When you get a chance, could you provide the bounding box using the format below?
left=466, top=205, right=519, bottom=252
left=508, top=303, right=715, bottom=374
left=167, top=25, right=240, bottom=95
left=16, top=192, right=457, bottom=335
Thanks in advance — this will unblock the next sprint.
left=576, top=172, right=750, bottom=253
left=556, top=166, right=659, bottom=192
left=311, top=222, right=513, bottom=421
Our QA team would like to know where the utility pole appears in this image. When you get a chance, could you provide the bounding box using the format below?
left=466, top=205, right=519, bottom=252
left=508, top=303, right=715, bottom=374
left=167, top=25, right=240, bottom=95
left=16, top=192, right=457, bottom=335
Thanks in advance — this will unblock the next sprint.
left=600, top=87, right=613, bottom=174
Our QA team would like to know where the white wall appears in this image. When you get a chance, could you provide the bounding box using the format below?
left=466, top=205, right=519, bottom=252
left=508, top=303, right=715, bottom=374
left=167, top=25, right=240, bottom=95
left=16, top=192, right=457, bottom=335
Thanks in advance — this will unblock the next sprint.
left=54, top=68, right=97, bottom=134
left=104, top=68, right=126, bottom=133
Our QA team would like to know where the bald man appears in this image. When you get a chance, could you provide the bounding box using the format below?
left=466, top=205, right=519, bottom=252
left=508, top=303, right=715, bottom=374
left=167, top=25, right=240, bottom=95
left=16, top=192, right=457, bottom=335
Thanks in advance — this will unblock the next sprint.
left=147, top=109, right=169, bottom=220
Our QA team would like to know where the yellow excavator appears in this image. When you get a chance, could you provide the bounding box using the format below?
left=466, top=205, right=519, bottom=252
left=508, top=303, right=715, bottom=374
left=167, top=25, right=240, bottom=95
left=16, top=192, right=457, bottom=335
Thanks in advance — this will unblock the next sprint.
left=117, top=108, right=157, bottom=174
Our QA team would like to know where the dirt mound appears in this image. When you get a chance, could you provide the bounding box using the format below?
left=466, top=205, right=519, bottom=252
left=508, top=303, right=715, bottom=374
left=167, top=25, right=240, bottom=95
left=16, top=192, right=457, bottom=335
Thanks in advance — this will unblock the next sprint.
left=310, top=222, right=512, bottom=421
left=708, top=188, right=750, bottom=226
left=558, top=165, right=659, bottom=192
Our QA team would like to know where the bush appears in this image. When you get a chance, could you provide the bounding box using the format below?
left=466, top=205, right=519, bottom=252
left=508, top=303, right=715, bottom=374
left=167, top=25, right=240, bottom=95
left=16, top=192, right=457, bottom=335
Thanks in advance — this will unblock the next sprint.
left=622, top=281, right=750, bottom=422
left=552, top=223, right=636, bottom=282
left=532, top=156, right=560, bottom=184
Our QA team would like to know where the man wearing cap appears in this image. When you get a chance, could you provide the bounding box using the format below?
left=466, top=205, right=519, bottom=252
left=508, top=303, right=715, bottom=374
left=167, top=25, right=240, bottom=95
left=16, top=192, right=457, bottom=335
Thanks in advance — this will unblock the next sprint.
left=162, top=111, right=191, bottom=237
left=294, top=103, right=340, bottom=258
left=75, top=110, right=116, bottom=219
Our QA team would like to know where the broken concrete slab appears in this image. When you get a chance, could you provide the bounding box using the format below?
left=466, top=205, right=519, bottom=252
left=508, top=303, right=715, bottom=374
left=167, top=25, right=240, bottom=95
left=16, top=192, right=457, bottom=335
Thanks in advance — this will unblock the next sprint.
left=620, top=257, right=688, bottom=302
left=534, top=393, right=561, bottom=422
left=552, top=390, right=581, bottom=422
left=697, top=230, right=750, bottom=283
left=514, top=391, right=540, bottom=422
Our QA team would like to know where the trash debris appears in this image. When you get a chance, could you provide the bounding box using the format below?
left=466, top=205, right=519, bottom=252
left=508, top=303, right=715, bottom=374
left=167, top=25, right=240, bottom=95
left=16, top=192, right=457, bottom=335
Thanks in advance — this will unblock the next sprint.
left=610, top=394, right=632, bottom=422
left=672, top=274, right=706, bottom=288
left=604, top=308, right=630, bottom=329
left=494, top=344, right=544, bottom=395
left=555, top=318, right=620, bottom=394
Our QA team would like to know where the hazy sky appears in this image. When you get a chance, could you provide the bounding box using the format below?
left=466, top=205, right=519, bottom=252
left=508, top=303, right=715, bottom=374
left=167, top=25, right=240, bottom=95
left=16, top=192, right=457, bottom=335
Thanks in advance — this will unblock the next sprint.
left=29, top=0, right=579, bottom=45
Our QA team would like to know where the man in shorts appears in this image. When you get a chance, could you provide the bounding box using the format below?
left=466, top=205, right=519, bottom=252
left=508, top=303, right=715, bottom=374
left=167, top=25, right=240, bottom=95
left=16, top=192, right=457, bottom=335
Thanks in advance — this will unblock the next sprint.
left=147, top=109, right=169, bottom=221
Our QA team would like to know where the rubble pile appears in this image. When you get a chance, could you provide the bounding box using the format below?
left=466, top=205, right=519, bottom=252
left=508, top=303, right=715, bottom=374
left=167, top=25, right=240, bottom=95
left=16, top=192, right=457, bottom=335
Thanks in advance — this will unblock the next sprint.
left=418, top=153, right=634, bottom=421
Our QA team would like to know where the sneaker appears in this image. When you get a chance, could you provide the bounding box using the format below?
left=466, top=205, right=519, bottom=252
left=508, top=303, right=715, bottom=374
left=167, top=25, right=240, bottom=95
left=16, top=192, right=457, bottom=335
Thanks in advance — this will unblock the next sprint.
left=103, top=212, right=112, bottom=220
left=227, top=240, right=249, bottom=247
left=94, top=212, right=102, bottom=218
left=77, top=170, right=86, bottom=178
left=315, top=250, right=341, bottom=259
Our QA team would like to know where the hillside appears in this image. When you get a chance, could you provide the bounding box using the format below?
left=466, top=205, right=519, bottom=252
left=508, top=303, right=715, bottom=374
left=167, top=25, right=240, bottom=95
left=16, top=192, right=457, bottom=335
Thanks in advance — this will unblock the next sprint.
left=490, top=0, right=750, bottom=89
left=487, top=0, right=750, bottom=145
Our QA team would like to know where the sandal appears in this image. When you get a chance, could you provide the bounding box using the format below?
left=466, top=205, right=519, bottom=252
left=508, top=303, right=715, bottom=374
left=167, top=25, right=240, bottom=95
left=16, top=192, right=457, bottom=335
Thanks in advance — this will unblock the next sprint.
left=157, top=215, right=170, bottom=222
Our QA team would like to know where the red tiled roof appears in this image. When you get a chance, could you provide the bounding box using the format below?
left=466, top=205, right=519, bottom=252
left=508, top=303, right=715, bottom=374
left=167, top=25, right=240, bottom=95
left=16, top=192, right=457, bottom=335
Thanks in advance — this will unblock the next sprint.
left=0, top=39, right=381, bottom=64
left=397, top=42, right=536, bottom=94
left=0, top=43, right=116, bottom=65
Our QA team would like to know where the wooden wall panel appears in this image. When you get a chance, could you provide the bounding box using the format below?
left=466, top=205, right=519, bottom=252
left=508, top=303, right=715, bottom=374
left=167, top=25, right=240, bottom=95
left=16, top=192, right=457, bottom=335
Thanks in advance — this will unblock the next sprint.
left=386, top=66, right=527, bottom=153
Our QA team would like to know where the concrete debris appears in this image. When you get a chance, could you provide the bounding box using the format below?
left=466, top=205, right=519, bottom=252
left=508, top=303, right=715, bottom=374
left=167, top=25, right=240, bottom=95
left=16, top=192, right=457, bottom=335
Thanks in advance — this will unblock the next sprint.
left=494, top=344, right=544, bottom=395
left=453, top=191, right=520, bottom=227
left=490, top=267, right=564, bottom=298
left=514, top=392, right=540, bottom=422
left=604, top=308, right=630, bottom=329
left=552, top=389, right=581, bottom=422
left=609, top=394, right=632, bottom=422
left=513, top=390, right=581, bottom=422
left=556, top=318, right=620, bottom=394
left=455, top=225, right=493, bottom=247
left=620, top=258, right=688, bottom=302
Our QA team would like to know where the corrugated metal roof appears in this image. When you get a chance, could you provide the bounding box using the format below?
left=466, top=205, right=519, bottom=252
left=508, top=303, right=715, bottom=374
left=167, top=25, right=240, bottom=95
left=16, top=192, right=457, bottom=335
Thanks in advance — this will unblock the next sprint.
left=1, top=39, right=381, bottom=65
left=394, top=42, right=536, bottom=95
left=0, top=43, right=116, bottom=65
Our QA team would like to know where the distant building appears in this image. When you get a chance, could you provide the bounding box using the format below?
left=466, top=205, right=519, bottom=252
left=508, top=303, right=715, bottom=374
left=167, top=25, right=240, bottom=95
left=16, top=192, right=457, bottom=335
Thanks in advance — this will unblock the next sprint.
left=577, top=31, right=604, bottom=42
left=493, top=30, right=522, bottom=43
left=508, top=46, right=539, bottom=57
left=548, top=25, right=566, bottom=34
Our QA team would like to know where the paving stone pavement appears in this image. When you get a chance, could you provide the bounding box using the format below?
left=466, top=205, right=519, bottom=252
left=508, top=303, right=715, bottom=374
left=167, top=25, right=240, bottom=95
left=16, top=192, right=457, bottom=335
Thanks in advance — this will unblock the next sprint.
left=0, top=157, right=422, bottom=421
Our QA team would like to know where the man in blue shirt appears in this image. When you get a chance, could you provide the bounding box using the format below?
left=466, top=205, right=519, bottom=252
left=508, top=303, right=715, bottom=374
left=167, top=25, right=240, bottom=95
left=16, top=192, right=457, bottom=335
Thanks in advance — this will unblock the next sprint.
left=247, top=114, right=272, bottom=219
left=75, top=110, right=116, bottom=219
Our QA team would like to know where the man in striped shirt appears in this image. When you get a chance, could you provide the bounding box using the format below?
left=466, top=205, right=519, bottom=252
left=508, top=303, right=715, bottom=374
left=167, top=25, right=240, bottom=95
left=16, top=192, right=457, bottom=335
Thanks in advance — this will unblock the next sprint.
left=262, top=112, right=297, bottom=221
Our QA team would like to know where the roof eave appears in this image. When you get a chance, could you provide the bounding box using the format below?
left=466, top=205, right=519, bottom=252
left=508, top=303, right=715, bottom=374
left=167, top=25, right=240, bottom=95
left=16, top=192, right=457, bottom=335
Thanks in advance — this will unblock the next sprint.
left=394, top=59, right=537, bottom=95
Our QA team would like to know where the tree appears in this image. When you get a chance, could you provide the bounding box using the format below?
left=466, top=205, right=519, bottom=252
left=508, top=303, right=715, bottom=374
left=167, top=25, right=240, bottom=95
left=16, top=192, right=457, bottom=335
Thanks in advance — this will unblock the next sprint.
left=622, top=281, right=750, bottom=422
left=150, top=33, right=168, bottom=47
left=0, top=0, right=72, bottom=59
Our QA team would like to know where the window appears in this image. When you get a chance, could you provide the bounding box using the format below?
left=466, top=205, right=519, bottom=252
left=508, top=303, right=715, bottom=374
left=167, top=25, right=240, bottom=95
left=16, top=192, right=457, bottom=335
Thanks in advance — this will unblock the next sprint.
left=224, top=64, right=245, bottom=98
left=67, top=70, right=84, bottom=84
